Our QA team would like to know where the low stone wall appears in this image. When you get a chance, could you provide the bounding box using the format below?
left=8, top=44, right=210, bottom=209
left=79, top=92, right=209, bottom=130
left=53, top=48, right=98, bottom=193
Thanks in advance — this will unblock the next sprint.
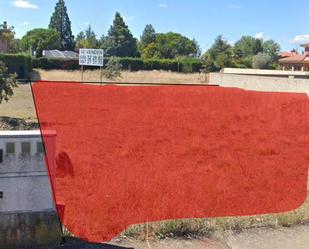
left=0, top=210, right=61, bottom=249
left=209, top=73, right=309, bottom=94
left=221, top=68, right=309, bottom=79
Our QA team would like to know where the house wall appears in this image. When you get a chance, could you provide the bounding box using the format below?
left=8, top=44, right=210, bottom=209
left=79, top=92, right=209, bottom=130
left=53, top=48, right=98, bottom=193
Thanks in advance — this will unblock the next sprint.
left=0, top=39, right=8, bottom=53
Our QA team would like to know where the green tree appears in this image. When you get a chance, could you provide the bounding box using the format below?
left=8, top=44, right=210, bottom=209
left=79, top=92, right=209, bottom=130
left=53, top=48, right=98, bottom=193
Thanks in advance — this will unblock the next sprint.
left=49, top=0, right=74, bottom=50
left=141, top=42, right=157, bottom=59
left=140, top=24, right=156, bottom=51
left=103, top=56, right=122, bottom=79
left=142, top=32, right=200, bottom=59
left=234, top=36, right=263, bottom=58
left=252, top=52, right=272, bottom=69
left=103, top=12, right=138, bottom=57
left=262, top=39, right=280, bottom=61
left=19, top=28, right=61, bottom=57
left=0, top=61, right=18, bottom=103
left=202, top=36, right=233, bottom=71
left=75, top=25, right=98, bottom=50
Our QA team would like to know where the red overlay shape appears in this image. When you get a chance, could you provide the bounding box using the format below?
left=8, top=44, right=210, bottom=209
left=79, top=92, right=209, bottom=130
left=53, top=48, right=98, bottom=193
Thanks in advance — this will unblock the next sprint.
left=32, top=81, right=309, bottom=242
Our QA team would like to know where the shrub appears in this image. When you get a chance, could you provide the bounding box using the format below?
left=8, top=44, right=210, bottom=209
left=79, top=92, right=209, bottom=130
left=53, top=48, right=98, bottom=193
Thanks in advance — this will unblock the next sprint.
left=32, top=57, right=80, bottom=70
left=0, top=53, right=32, bottom=79
left=103, top=56, right=122, bottom=79
left=32, top=56, right=203, bottom=73
left=0, top=61, right=18, bottom=103
left=252, top=53, right=272, bottom=69
left=119, top=57, right=143, bottom=71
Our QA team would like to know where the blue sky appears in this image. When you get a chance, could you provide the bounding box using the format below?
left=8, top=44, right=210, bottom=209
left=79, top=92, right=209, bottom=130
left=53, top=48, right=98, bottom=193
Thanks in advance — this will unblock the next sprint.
left=1, top=0, right=309, bottom=52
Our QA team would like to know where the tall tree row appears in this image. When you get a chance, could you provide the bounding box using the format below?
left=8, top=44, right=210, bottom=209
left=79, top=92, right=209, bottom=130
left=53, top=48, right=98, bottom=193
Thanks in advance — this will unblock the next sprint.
left=13, top=0, right=282, bottom=71
left=202, top=35, right=281, bottom=71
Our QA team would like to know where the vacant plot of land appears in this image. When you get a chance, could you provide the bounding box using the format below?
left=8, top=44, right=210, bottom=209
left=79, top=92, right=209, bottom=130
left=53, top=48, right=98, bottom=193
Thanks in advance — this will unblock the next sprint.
left=33, top=82, right=309, bottom=242
left=32, top=69, right=207, bottom=84
left=1, top=71, right=309, bottom=242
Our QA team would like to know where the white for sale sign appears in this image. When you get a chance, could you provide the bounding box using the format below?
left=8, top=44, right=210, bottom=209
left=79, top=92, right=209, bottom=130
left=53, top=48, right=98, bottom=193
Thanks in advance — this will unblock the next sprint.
left=79, top=49, right=104, bottom=67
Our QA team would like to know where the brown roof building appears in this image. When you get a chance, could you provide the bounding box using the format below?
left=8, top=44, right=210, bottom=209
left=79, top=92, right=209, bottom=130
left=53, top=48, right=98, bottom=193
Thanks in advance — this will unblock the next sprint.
left=279, top=44, right=309, bottom=71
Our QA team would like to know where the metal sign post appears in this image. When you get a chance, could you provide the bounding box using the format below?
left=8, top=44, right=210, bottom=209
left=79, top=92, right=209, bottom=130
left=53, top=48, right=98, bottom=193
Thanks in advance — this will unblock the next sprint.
left=100, top=67, right=103, bottom=85
left=79, top=49, right=104, bottom=83
left=81, top=65, right=84, bottom=82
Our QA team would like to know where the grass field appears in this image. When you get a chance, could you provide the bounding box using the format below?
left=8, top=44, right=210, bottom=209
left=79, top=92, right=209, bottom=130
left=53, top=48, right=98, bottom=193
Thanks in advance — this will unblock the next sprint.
left=1, top=69, right=309, bottom=240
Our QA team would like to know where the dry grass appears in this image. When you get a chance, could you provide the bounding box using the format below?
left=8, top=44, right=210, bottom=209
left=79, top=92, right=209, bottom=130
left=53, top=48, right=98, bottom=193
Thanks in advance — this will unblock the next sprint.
left=0, top=84, right=37, bottom=122
left=121, top=187, right=309, bottom=240
left=32, top=69, right=208, bottom=84
left=0, top=69, right=206, bottom=122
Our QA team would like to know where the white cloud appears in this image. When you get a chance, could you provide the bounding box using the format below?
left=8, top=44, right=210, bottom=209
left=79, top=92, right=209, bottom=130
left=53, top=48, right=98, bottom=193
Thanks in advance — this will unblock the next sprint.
left=18, top=21, right=30, bottom=26
left=12, top=0, right=38, bottom=9
left=227, top=4, right=241, bottom=9
left=255, top=32, right=269, bottom=40
left=292, top=34, right=309, bottom=44
left=159, top=3, right=168, bottom=8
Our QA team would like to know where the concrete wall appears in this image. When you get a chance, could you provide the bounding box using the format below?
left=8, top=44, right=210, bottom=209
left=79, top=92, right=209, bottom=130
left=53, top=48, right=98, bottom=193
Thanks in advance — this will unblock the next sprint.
left=0, top=131, right=61, bottom=248
left=221, top=68, right=309, bottom=79
left=209, top=72, right=309, bottom=95
left=0, top=211, right=61, bottom=249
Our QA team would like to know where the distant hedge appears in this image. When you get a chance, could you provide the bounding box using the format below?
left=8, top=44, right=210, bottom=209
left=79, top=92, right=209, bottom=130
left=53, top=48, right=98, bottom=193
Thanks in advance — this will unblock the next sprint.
left=0, top=53, right=32, bottom=79
left=32, top=57, right=202, bottom=73
left=32, top=57, right=80, bottom=70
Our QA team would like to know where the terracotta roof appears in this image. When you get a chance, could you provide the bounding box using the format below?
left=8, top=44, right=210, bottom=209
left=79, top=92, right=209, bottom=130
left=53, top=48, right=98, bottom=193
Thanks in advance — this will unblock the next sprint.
left=279, top=52, right=295, bottom=58
left=279, top=55, right=306, bottom=63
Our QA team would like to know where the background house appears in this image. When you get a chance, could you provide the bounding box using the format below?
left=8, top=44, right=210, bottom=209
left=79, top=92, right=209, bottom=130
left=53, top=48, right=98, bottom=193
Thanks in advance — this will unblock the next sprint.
left=279, top=44, right=309, bottom=71
left=0, top=21, right=9, bottom=53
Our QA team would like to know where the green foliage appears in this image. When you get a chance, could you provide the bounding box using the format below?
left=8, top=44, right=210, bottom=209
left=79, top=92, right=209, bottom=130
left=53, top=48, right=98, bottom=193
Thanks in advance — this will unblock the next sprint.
left=49, top=0, right=74, bottom=50
left=142, top=32, right=200, bottom=59
left=0, top=53, right=32, bottom=78
left=139, top=24, right=156, bottom=51
left=75, top=25, right=99, bottom=50
left=19, top=29, right=61, bottom=57
left=102, top=12, right=138, bottom=57
left=32, top=57, right=202, bottom=73
left=103, top=56, right=122, bottom=79
left=234, top=36, right=263, bottom=59
left=32, top=57, right=80, bottom=70
left=262, top=39, right=281, bottom=61
left=202, top=35, right=281, bottom=72
left=202, top=36, right=233, bottom=71
left=0, top=61, right=18, bottom=103
left=252, top=52, right=273, bottom=69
